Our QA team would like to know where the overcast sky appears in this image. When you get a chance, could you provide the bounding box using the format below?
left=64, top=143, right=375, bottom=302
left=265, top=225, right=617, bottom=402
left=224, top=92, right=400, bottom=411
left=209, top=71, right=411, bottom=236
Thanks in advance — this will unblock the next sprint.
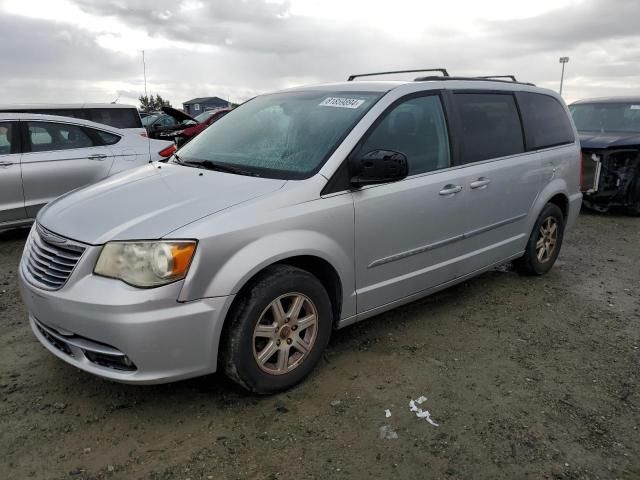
left=1, top=0, right=639, bottom=107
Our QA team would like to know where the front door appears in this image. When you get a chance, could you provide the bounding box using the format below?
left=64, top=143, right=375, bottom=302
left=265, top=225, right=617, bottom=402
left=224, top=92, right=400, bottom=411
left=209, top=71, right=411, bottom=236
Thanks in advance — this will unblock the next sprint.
left=0, top=121, right=26, bottom=224
left=20, top=120, right=115, bottom=217
left=352, top=93, right=471, bottom=313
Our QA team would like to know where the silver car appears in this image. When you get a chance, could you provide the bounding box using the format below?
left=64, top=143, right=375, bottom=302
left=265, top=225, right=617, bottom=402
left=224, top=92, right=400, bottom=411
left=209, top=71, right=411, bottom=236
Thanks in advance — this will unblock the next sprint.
left=0, top=113, right=175, bottom=231
left=18, top=73, right=582, bottom=393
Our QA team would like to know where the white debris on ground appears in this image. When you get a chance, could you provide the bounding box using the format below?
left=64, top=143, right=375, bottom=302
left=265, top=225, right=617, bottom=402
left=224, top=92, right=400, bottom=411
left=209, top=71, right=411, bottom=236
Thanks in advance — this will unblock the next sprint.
left=409, top=396, right=439, bottom=427
left=385, top=409, right=392, bottom=418
left=378, top=425, right=398, bottom=440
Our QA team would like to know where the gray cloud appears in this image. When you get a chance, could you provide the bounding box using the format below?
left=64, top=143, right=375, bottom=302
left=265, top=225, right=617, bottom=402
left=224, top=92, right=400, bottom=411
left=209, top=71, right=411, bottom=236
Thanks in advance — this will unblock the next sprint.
left=484, top=0, right=640, bottom=51
left=1, top=0, right=639, bottom=107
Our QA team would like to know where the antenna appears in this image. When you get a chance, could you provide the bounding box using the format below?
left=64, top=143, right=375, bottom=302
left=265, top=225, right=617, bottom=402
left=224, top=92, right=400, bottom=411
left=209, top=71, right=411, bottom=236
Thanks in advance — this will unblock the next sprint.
left=142, top=50, right=148, bottom=98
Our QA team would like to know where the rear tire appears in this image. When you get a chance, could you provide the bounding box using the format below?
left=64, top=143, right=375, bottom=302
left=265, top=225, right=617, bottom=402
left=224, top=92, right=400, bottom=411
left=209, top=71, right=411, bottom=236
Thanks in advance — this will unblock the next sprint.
left=515, top=203, right=565, bottom=276
left=221, top=265, right=332, bottom=394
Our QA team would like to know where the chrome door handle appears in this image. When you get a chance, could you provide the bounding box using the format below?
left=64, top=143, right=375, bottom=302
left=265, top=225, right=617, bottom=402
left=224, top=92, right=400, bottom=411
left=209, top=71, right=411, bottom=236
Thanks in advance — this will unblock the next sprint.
left=470, top=177, right=491, bottom=189
left=0, top=161, right=13, bottom=167
left=439, top=184, right=462, bottom=196
left=87, top=154, right=107, bottom=161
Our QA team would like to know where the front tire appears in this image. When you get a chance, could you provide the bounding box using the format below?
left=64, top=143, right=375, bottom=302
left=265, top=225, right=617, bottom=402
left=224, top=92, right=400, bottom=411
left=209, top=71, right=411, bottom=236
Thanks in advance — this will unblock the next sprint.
left=515, top=203, right=565, bottom=275
left=222, top=265, right=332, bottom=394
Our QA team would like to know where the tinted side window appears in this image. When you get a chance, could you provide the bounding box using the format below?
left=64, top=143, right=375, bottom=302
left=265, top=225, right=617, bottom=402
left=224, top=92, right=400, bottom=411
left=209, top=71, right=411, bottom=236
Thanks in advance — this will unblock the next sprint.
left=90, top=128, right=121, bottom=145
left=454, top=93, right=524, bottom=164
left=88, top=108, right=143, bottom=129
left=27, top=122, right=96, bottom=152
left=0, top=122, right=16, bottom=155
left=518, top=92, right=575, bottom=149
left=355, top=95, right=451, bottom=175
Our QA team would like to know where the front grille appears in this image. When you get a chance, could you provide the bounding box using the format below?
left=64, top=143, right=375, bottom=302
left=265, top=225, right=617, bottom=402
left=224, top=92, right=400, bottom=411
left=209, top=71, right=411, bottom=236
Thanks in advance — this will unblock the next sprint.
left=23, top=225, right=86, bottom=290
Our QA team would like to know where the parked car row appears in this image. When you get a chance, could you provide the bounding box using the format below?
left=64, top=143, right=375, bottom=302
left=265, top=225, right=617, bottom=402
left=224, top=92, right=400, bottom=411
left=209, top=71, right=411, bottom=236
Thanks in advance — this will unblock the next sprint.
left=3, top=71, right=638, bottom=395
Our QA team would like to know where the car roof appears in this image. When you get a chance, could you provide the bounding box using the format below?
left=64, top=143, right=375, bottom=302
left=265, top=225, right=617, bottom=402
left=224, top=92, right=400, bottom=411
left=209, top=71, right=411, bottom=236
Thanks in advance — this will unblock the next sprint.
left=570, top=96, right=640, bottom=105
left=276, top=79, right=559, bottom=98
left=0, top=102, right=137, bottom=110
left=0, top=112, right=125, bottom=134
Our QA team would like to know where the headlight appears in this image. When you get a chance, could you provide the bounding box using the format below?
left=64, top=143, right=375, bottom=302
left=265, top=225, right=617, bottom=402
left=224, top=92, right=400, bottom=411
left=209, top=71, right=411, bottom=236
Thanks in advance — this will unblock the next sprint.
left=94, top=241, right=197, bottom=288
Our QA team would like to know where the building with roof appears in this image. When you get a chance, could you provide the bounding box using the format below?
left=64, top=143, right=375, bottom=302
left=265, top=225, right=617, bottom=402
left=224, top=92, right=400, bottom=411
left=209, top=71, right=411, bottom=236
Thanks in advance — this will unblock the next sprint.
left=182, top=96, right=231, bottom=116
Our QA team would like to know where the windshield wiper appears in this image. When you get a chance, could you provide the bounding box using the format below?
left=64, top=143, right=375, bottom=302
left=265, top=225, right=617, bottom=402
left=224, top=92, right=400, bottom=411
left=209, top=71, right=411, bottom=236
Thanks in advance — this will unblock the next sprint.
left=180, top=159, right=260, bottom=177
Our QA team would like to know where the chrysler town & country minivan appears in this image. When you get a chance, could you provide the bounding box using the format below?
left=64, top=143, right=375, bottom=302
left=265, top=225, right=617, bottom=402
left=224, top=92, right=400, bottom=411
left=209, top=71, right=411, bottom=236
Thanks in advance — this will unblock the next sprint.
left=18, top=71, right=582, bottom=393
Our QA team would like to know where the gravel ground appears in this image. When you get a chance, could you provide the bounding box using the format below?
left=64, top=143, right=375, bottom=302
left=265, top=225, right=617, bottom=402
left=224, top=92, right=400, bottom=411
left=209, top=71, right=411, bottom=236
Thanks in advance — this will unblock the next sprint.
left=0, top=211, right=638, bottom=480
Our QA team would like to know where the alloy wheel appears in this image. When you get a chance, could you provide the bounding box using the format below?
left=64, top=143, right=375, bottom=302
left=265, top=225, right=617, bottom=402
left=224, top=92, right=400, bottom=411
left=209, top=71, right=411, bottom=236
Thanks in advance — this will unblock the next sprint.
left=536, top=216, right=559, bottom=263
left=252, top=293, right=318, bottom=375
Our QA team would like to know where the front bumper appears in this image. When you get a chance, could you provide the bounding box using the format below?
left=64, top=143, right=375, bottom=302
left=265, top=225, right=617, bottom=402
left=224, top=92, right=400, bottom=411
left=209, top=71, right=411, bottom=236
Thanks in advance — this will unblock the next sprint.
left=19, top=263, right=234, bottom=384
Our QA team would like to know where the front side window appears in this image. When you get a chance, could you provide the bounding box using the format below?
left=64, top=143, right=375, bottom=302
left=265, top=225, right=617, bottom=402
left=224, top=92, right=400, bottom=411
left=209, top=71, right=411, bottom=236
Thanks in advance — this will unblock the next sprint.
left=519, top=92, right=575, bottom=149
left=570, top=102, right=640, bottom=134
left=0, top=122, right=15, bottom=155
left=27, top=122, right=95, bottom=152
left=142, top=114, right=159, bottom=126
left=157, top=115, right=178, bottom=127
left=354, top=95, right=451, bottom=175
left=454, top=93, right=524, bottom=164
left=176, top=90, right=383, bottom=179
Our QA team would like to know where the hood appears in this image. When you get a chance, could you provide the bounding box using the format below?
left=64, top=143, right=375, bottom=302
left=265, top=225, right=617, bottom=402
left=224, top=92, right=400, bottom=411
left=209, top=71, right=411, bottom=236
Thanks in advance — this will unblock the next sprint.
left=161, top=106, right=197, bottom=123
left=38, top=163, right=286, bottom=245
left=578, top=131, right=640, bottom=149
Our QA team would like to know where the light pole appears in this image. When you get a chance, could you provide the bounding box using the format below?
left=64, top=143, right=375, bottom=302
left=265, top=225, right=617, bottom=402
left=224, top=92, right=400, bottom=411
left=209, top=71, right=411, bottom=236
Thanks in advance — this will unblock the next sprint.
left=559, top=56, right=569, bottom=96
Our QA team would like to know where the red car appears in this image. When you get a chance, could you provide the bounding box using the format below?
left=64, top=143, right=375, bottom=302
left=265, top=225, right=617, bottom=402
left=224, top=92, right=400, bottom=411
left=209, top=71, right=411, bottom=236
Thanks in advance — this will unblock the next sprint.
left=175, top=107, right=233, bottom=146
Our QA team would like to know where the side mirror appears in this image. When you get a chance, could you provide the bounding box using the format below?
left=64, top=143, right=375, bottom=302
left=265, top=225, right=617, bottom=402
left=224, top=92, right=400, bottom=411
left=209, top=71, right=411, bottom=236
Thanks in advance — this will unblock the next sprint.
left=349, top=149, right=408, bottom=187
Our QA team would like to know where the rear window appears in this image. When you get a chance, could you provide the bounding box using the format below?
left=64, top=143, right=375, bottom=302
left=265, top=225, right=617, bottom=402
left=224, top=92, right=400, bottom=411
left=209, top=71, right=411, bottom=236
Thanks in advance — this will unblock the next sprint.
left=87, top=108, right=142, bottom=129
left=90, top=128, right=121, bottom=145
left=453, top=93, right=524, bottom=164
left=518, top=92, right=575, bottom=149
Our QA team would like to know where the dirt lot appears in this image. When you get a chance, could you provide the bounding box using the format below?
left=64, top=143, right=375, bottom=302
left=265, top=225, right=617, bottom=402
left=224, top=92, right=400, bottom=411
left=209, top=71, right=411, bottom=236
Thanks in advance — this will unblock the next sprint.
left=0, top=212, right=638, bottom=480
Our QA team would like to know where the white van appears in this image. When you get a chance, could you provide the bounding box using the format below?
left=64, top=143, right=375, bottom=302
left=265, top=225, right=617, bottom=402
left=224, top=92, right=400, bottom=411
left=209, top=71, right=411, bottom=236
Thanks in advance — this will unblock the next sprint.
left=0, top=103, right=145, bottom=136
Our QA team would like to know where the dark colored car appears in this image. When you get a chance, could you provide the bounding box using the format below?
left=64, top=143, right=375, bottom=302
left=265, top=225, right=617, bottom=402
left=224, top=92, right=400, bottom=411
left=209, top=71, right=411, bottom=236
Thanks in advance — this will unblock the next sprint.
left=143, top=107, right=197, bottom=140
left=174, top=107, right=233, bottom=146
left=570, top=97, right=640, bottom=214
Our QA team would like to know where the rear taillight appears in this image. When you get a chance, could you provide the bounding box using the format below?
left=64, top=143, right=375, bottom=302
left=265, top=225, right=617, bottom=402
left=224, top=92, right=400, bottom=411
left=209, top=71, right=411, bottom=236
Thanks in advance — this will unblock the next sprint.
left=158, top=144, right=176, bottom=158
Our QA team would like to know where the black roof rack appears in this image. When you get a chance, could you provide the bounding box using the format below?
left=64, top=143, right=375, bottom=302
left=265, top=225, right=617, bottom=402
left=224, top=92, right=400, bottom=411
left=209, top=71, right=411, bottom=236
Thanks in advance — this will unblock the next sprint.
left=475, top=75, right=518, bottom=82
left=347, top=68, right=449, bottom=81
left=414, top=75, right=535, bottom=86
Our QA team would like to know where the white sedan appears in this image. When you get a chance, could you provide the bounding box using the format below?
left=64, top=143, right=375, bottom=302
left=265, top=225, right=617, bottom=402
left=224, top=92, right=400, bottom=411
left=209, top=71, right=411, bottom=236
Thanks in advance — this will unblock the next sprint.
left=0, top=113, right=176, bottom=231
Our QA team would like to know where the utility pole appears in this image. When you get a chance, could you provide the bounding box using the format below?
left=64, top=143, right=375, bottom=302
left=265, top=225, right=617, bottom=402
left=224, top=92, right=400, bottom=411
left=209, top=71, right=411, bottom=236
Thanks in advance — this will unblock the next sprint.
left=142, top=50, right=148, bottom=98
left=559, top=56, right=569, bottom=96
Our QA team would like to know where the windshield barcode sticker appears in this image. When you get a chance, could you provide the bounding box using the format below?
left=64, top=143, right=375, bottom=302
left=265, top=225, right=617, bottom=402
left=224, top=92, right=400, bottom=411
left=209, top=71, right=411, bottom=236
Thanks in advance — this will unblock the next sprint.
left=319, top=97, right=365, bottom=109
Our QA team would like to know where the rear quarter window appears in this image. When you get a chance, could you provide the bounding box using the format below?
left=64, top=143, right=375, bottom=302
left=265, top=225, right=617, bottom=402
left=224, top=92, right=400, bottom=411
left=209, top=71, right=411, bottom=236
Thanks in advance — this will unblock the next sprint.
left=87, top=128, right=121, bottom=146
left=517, top=92, right=575, bottom=149
left=453, top=93, right=524, bottom=164
left=87, top=108, right=143, bottom=129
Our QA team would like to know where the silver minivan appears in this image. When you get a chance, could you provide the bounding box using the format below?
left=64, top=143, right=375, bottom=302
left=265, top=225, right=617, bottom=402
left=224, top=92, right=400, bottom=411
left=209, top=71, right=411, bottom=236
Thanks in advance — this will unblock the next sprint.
left=18, top=72, right=582, bottom=393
